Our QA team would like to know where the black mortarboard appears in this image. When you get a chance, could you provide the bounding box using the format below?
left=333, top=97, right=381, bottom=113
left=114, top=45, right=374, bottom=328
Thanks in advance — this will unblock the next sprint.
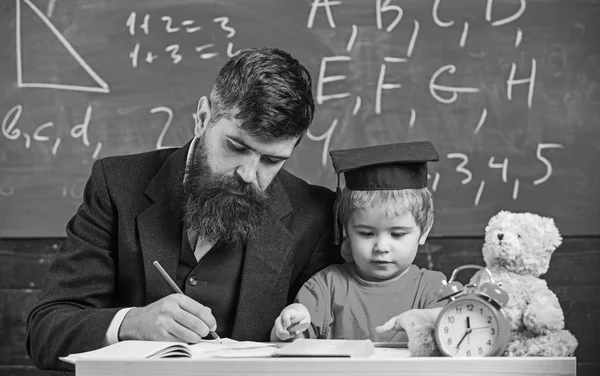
left=329, top=141, right=439, bottom=243
left=330, top=141, right=439, bottom=190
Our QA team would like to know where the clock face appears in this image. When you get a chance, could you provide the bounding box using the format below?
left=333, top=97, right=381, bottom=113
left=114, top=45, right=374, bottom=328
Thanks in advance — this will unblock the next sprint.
left=435, top=297, right=502, bottom=357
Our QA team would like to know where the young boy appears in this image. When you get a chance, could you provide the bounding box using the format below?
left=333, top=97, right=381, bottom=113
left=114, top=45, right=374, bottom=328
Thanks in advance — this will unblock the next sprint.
left=271, top=141, right=446, bottom=342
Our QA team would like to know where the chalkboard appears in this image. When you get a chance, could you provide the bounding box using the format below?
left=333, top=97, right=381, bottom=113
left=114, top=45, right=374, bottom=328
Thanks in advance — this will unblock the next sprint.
left=1, top=0, right=599, bottom=237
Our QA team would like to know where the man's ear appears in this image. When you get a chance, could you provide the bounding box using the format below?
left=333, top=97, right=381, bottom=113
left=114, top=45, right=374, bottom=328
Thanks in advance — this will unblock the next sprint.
left=194, top=96, right=211, bottom=138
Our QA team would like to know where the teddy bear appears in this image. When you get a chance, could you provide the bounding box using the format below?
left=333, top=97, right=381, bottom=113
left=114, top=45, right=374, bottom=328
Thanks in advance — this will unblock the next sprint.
left=397, top=210, right=578, bottom=357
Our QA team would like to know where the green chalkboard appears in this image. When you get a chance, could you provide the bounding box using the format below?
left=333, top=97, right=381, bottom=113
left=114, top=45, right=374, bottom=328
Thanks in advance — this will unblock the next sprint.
left=1, top=0, right=599, bottom=237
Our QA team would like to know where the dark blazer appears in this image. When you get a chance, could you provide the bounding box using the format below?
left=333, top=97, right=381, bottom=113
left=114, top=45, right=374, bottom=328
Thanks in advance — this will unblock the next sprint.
left=26, top=141, right=342, bottom=370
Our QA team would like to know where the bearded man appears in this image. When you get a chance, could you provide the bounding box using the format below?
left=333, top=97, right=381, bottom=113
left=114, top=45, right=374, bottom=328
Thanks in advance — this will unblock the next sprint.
left=26, top=47, right=342, bottom=371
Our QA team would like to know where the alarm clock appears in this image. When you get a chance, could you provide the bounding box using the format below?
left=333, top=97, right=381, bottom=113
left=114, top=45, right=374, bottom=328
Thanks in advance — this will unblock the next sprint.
left=434, top=264, right=511, bottom=357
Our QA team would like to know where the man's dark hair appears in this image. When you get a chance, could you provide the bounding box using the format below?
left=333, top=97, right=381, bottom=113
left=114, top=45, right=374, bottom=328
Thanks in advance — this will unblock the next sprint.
left=209, top=47, right=315, bottom=140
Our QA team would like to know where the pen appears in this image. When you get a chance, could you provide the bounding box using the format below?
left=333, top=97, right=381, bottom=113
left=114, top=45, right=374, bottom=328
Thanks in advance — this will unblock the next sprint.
left=152, top=260, right=221, bottom=343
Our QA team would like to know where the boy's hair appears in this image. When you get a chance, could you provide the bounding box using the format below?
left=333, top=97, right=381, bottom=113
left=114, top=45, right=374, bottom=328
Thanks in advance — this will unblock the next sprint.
left=209, top=47, right=315, bottom=140
left=338, top=187, right=435, bottom=235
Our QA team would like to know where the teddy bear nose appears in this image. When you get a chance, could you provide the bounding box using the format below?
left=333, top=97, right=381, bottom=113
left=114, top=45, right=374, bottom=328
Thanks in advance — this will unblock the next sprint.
left=497, top=233, right=504, bottom=241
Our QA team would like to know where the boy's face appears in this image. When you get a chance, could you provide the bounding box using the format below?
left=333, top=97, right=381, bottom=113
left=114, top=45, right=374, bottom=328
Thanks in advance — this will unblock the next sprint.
left=346, top=203, right=428, bottom=281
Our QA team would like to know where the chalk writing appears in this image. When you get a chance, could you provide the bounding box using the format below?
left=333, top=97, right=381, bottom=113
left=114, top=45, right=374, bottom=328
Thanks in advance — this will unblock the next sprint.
left=507, top=59, right=537, bottom=109
left=488, top=157, right=508, bottom=183
left=150, top=106, right=177, bottom=150
left=474, top=109, right=487, bottom=134
left=433, top=0, right=454, bottom=28
left=431, top=172, right=440, bottom=193
left=126, top=13, right=239, bottom=67
left=429, top=65, right=480, bottom=104
left=1, top=104, right=102, bottom=159
left=486, top=0, right=526, bottom=27
left=307, top=118, right=339, bottom=167
left=307, top=0, right=339, bottom=29
left=534, top=143, right=564, bottom=186
left=447, top=153, right=472, bottom=185
left=376, top=0, right=403, bottom=33
left=475, top=181, right=485, bottom=206
left=346, top=24, right=357, bottom=52
left=301, top=0, right=564, bottom=207
left=316, top=56, right=351, bottom=104
left=1, top=0, right=578, bottom=213
left=460, top=22, right=469, bottom=47
left=166, top=44, right=183, bottom=64
left=126, top=12, right=149, bottom=35
left=376, top=63, right=403, bottom=115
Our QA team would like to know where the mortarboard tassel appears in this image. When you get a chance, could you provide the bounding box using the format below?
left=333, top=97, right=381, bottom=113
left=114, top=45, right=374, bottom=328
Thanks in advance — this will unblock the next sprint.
left=333, top=174, right=343, bottom=245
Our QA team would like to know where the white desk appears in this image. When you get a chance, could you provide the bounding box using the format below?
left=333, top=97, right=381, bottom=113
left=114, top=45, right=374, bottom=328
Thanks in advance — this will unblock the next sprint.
left=76, top=355, right=576, bottom=376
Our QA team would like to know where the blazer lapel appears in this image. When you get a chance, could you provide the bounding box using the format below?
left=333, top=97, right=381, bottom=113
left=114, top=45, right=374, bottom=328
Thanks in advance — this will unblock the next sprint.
left=232, top=177, right=294, bottom=340
left=137, top=142, right=190, bottom=304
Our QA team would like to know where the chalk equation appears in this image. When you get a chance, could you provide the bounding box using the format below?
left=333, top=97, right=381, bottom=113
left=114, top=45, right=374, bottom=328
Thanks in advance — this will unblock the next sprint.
left=126, top=12, right=240, bottom=67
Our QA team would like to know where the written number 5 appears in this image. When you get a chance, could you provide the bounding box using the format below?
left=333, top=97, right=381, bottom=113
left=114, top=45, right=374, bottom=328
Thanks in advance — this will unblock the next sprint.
left=534, top=143, right=563, bottom=185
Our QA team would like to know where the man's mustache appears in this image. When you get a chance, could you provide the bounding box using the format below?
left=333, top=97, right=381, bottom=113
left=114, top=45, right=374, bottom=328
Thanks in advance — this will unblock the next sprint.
left=195, top=174, right=266, bottom=201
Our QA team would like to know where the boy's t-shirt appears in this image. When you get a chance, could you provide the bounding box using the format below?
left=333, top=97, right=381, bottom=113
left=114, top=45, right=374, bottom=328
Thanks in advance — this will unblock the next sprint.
left=294, top=262, right=446, bottom=341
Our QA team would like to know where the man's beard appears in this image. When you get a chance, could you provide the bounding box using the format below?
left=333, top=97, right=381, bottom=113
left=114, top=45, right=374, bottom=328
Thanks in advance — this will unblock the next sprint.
left=182, top=137, right=269, bottom=245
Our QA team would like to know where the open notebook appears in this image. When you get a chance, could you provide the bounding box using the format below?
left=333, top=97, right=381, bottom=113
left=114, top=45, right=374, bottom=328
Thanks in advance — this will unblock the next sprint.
left=60, top=338, right=405, bottom=364
left=59, top=338, right=281, bottom=364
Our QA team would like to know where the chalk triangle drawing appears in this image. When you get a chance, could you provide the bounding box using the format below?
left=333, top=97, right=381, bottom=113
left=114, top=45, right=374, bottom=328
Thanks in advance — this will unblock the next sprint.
left=16, top=0, right=110, bottom=93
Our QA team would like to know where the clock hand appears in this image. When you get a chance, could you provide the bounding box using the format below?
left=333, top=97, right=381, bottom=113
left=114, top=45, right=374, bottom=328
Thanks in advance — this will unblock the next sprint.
left=456, top=317, right=473, bottom=349
left=471, top=326, right=490, bottom=331
left=466, top=317, right=471, bottom=345
left=456, top=331, right=469, bottom=349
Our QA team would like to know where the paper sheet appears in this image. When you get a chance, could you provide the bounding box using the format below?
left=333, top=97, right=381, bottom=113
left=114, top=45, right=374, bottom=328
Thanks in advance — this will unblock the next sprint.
left=190, top=338, right=281, bottom=358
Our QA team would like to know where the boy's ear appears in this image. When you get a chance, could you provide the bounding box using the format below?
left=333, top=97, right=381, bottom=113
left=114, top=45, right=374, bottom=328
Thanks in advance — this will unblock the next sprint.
left=340, top=230, right=354, bottom=262
left=194, top=96, right=211, bottom=138
left=419, top=226, right=431, bottom=245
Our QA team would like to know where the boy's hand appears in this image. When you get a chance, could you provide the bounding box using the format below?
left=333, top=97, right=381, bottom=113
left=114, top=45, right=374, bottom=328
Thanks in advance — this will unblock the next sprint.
left=376, top=307, right=443, bottom=334
left=273, top=303, right=311, bottom=341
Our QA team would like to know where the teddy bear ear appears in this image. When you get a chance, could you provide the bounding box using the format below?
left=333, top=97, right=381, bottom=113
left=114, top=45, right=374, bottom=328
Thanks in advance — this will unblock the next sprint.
left=543, top=216, right=563, bottom=250
left=487, top=211, right=505, bottom=227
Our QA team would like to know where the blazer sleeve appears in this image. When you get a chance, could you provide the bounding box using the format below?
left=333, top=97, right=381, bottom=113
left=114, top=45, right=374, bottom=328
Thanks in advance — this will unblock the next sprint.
left=26, top=159, right=122, bottom=371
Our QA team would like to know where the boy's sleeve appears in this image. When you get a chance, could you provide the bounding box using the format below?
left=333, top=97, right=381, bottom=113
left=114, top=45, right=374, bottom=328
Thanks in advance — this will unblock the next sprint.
left=294, top=270, right=332, bottom=339
left=421, top=271, right=448, bottom=308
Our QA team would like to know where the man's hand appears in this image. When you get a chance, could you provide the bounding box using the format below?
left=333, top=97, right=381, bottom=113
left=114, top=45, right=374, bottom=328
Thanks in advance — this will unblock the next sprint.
left=271, top=303, right=311, bottom=341
left=118, top=294, right=217, bottom=343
